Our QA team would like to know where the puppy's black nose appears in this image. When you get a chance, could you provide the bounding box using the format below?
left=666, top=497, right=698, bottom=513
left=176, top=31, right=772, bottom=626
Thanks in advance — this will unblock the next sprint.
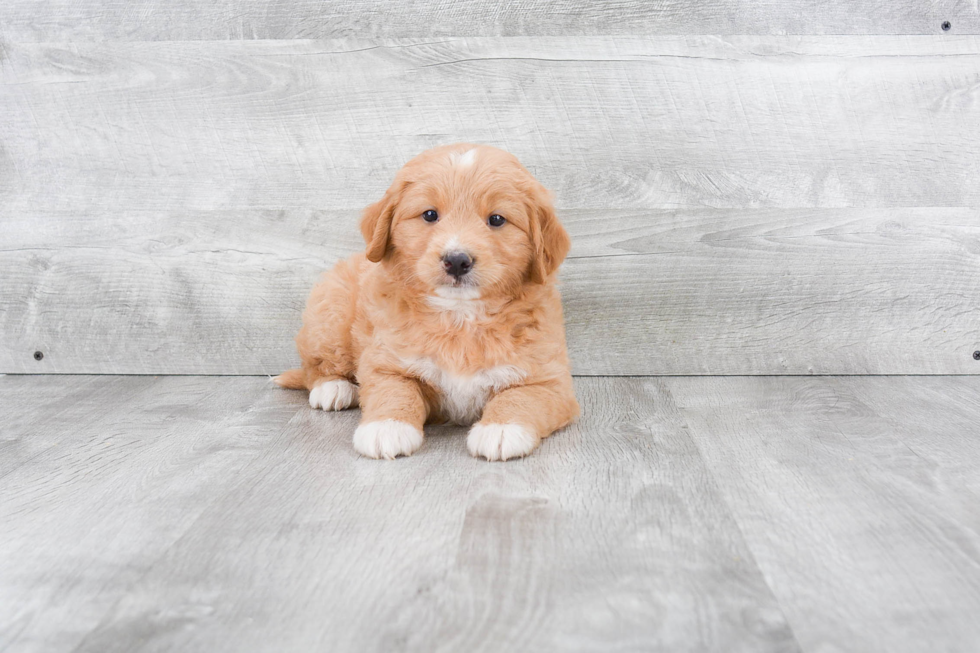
left=442, top=251, right=473, bottom=278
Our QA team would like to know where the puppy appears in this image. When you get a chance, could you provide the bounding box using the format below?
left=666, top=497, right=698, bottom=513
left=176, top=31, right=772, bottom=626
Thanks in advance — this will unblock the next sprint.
left=275, top=144, right=579, bottom=460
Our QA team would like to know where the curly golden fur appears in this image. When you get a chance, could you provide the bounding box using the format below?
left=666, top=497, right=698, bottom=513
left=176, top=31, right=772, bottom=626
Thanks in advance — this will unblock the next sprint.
left=276, top=144, right=578, bottom=460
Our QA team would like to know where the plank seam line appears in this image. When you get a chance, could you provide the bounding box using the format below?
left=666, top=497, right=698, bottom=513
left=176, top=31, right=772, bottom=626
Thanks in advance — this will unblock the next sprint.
left=3, top=373, right=979, bottom=379
left=655, top=376, right=805, bottom=651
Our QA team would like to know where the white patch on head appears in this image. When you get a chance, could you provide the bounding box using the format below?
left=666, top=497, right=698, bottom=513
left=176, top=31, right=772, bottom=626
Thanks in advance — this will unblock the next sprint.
left=353, top=419, right=423, bottom=460
left=427, top=287, right=484, bottom=325
left=450, top=148, right=478, bottom=168
left=442, top=236, right=462, bottom=254
left=401, top=358, right=526, bottom=425
left=309, top=378, right=359, bottom=411
left=467, top=423, right=538, bottom=461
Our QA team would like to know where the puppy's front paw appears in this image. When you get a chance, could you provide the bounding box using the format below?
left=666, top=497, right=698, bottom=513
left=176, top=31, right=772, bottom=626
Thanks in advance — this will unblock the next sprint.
left=353, top=420, right=424, bottom=460
left=309, top=379, right=359, bottom=411
left=467, top=423, right=538, bottom=461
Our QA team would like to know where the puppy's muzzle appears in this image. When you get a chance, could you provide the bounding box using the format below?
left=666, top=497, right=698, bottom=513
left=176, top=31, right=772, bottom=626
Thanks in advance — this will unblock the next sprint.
left=442, top=251, right=474, bottom=279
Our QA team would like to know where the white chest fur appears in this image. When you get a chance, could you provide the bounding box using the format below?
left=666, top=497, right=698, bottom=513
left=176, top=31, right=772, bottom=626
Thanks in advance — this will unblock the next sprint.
left=426, top=286, right=484, bottom=325
left=401, top=357, right=526, bottom=425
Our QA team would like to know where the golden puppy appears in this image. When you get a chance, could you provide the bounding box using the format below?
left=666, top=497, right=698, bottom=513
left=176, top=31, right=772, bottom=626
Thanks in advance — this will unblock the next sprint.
left=275, top=144, right=579, bottom=460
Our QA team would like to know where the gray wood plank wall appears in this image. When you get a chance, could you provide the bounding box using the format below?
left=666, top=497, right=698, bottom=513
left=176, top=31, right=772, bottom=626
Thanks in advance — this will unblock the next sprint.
left=1, top=32, right=978, bottom=374
left=4, top=207, right=979, bottom=374
left=1, top=1, right=978, bottom=40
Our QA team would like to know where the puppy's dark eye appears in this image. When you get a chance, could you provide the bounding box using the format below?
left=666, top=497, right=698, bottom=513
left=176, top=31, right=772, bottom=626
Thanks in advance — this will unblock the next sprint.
left=422, top=209, right=439, bottom=223
left=488, top=214, right=506, bottom=228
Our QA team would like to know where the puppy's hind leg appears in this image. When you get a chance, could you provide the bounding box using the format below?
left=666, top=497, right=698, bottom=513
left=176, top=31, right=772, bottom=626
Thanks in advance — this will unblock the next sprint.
left=275, top=256, right=363, bottom=411
left=273, top=368, right=359, bottom=410
left=272, top=368, right=307, bottom=389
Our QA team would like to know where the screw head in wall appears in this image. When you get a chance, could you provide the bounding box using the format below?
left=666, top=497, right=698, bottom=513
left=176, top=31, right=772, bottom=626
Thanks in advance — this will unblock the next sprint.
left=34, top=350, right=44, bottom=361
left=942, top=21, right=951, bottom=31
left=974, top=350, right=980, bottom=360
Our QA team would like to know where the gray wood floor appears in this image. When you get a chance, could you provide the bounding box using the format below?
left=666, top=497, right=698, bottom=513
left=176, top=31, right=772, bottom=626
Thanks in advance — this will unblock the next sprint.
left=2, top=375, right=978, bottom=652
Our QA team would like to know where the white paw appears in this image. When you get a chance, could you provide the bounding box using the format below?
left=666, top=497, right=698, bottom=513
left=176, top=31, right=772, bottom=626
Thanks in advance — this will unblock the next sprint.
left=467, top=423, right=538, bottom=461
left=309, top=379, right=359, bottom=411
left=353, top=420, right=424, bottom=460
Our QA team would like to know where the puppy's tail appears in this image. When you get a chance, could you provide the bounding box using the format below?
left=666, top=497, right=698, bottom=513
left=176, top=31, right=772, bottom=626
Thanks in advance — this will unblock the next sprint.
left=273, top=368, right=306, bottom=390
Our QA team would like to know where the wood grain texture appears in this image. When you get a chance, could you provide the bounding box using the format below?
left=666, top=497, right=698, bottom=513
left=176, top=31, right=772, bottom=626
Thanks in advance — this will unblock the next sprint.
left=3, top=208, right=978, bottom=375
left=834, top=376, right=980, bottom=497
left=2, top=37, right=980, bottom=214
left=0, top=375, right=139, bottom=477
left=3, top=37, right=979, bottom=375
left=560, top=207, right=980, bottom=375
left=0, top=375, right=305, bottom=653
left=0, top=376, right=798, bottom=653
left=664, top=375, right=980, bottom=653
left=0, top=0, right=977, bottom=42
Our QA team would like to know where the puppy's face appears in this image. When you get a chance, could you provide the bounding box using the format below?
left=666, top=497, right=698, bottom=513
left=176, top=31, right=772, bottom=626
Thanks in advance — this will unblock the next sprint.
left=360, top=145, right=570, bottom=300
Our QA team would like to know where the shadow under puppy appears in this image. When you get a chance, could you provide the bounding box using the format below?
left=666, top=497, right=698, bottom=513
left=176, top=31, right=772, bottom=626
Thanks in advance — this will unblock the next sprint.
left=276, top=144, right=579, bottom=460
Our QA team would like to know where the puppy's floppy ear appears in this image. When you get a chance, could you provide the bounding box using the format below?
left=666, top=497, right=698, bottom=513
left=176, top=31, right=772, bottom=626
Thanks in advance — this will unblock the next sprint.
left=360, top=184, right=402, bottom=263
left=528, top=184, right=571, bottom=284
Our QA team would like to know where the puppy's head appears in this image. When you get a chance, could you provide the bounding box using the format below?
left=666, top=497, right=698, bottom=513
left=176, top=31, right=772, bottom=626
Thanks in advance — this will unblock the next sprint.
left=360, top=144, right=570, bottom=300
